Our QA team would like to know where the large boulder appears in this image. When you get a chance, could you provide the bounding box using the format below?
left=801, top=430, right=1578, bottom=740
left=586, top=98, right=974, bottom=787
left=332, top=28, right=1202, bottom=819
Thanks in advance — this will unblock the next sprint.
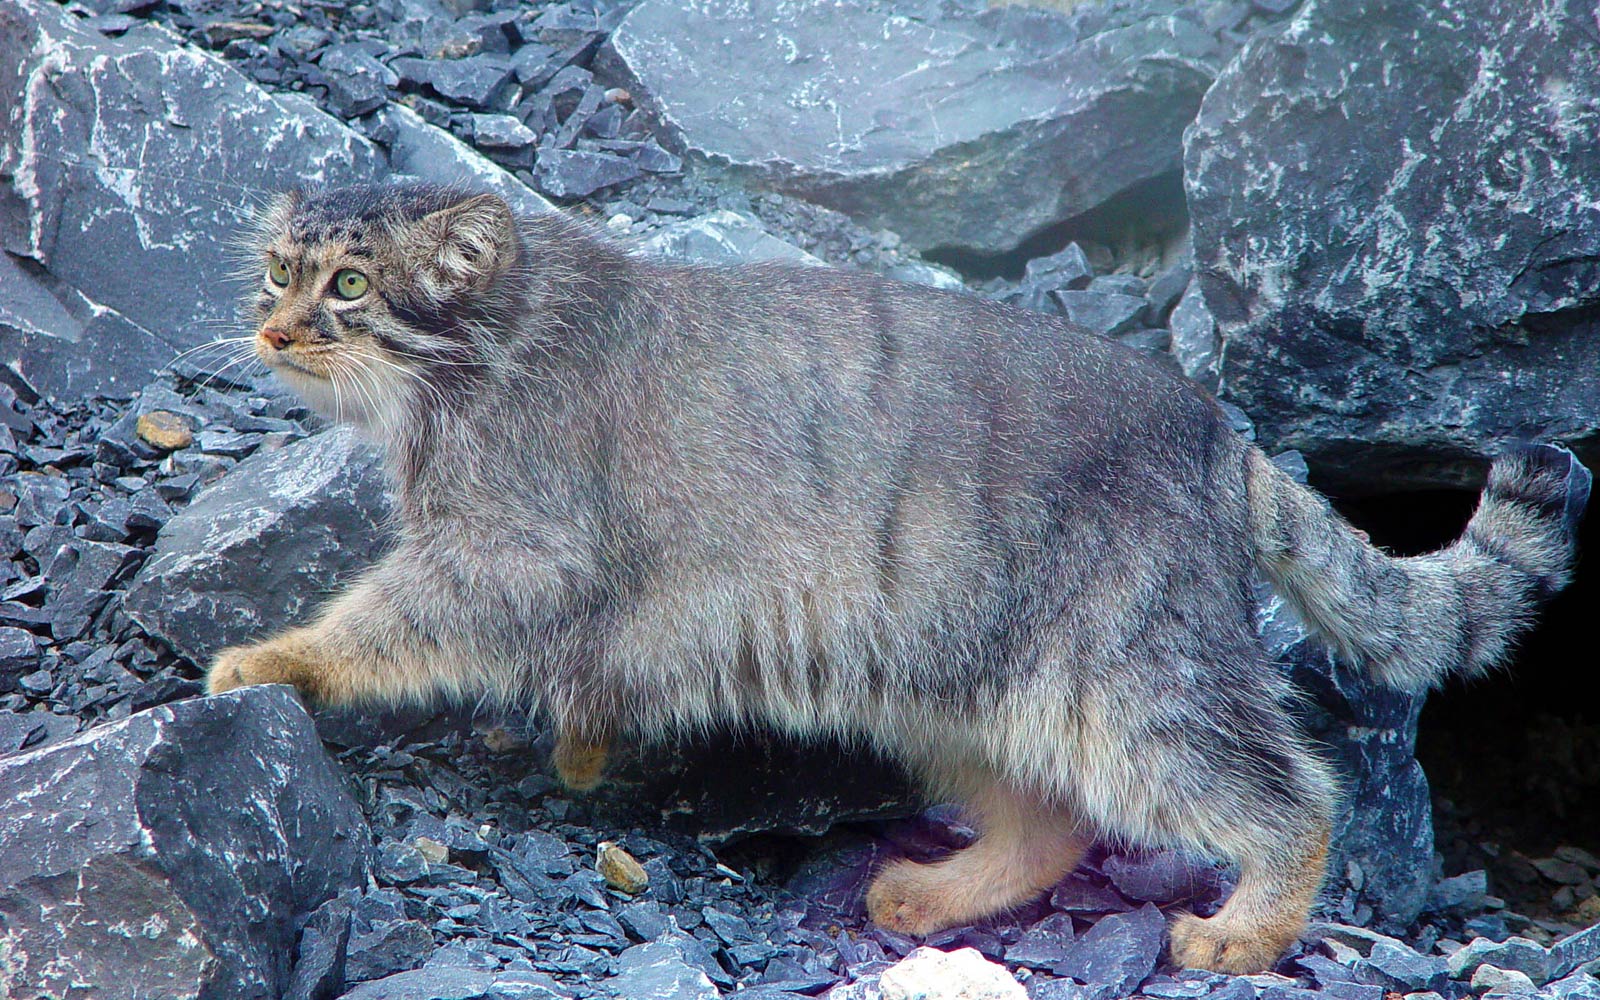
left=603, top=0, right=1271, bottom=256
left=1185, top=0, right=1600, bottom=492
left=0, top=685, right=371, bottom=1000
left=123, top=427, right=389, bottom=667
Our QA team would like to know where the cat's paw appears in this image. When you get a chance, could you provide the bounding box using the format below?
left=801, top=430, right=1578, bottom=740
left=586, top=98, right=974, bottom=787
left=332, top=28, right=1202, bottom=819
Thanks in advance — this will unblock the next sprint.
left=865, top=858, right=958, bottom=937
left=1168, top=911, right=1290, bottom=975
left=551, top=733, right=610, bottom=792
left=207, top=641, right=316, bottom=697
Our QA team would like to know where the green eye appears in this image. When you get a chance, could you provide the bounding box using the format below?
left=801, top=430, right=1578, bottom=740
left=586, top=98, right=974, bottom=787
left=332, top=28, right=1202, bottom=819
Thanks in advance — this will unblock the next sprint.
left=267, top=258, right=290, bottom=287
left=333, top=269, right=369, bottom=300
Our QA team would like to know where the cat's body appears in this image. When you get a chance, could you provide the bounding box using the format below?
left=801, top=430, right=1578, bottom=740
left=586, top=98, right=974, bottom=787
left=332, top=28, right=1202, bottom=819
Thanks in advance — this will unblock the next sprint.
left=208, top=184, right=1589, bottom=974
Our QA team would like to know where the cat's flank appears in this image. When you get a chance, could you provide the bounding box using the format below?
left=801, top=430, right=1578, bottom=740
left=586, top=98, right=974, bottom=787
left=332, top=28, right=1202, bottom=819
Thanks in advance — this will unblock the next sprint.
left=208, top=184, right=1589, bottom=973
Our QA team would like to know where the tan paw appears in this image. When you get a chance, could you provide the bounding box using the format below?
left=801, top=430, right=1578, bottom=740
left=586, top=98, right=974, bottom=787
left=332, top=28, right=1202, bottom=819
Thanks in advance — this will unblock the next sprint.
left=1168, top=911, right=1291, bottom=974
left=206, top=641, right=317, bottom=698
left=551, top=736, right=610, bottom=792
left=866, top=858, right=960, bottom=937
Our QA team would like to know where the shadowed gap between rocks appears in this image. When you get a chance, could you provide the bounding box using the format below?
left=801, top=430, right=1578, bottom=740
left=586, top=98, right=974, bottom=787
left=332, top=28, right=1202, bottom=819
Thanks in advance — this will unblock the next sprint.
left=1334, top=486, right=1600, bottom=925
left=923, top=171, right=1189, bottom=282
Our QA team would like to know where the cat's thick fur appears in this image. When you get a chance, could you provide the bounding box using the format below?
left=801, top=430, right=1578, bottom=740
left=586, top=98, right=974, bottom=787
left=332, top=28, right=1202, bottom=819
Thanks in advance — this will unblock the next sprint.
left=207, top=184, right=1589, bottom=973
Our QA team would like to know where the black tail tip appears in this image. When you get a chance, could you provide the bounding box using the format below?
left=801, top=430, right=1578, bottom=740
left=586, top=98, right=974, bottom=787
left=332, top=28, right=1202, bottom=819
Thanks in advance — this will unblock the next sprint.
left=1504, top=443, right=1592, bottom=539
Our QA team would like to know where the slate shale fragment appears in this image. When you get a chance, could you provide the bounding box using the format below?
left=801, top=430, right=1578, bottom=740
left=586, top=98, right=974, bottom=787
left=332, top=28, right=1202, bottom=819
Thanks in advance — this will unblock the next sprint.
left=0, top=686, right=369, bottom=999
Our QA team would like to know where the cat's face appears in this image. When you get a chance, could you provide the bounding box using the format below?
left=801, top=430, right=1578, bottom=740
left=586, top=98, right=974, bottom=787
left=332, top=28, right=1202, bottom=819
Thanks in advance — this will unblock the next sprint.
left=247, top=185, right=518, bottom=428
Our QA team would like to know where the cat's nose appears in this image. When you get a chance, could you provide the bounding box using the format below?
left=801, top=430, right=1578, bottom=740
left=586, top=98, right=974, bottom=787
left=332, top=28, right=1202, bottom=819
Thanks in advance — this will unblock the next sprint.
left=261, top=326, right=291, bottom=350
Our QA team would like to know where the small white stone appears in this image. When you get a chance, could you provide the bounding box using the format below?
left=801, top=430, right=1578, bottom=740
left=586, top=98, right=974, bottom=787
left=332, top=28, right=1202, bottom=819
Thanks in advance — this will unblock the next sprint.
left=1471, top=963, right=1539, bottom=996
left=878, top=946, right=1025, bottom=1000
left=607, top=213, right=634, bottom=231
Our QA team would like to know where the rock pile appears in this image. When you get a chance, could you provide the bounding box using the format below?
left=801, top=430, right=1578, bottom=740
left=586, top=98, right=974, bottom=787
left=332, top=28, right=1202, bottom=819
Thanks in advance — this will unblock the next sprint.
left=1, top=0, right=1596, bottom=997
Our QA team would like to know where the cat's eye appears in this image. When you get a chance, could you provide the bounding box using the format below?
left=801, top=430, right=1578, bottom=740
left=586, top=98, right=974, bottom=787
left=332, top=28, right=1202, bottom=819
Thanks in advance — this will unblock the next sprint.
left=267, top=258, right=290, bottom=287
left=333, top=269, right=369, bottom=300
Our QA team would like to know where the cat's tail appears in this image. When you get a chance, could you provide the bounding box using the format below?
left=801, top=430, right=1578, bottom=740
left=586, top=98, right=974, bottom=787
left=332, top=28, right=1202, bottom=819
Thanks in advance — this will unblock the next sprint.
left=1245, top=443, right=1590, bottom=692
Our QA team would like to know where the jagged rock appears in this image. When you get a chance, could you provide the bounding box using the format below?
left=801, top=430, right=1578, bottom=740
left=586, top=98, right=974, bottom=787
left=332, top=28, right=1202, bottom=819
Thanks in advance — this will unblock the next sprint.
left=1471, top=964, right=1540, bottom=996
left=0, top=686, right=370, bottom=999
left=534, top=149, right=642, bottom=200
left=1167, top=281, right=1218, bottom=389
left=638, top=211, right=822, bottom=267
left=392, top=53, right=515, bottom=110
left=337, top=967, right=574, bottom=999
left=1049, top=904, right=1165, bottom=995
left=372, top=105, right=556, bottom=220
left=1446, top=936, right=1552, bottom=985
left=1185, top=0, right=1600, bottom=491
left=318, top=44, right=397, bottom=119
left=0, top=0, right=387, bottom=369
left=1265, top=594, right=1435, bottom=930
left=610, top=939, right=720, bottom=1000
left=879, top=946, right=1025, bottom=1000
left=0, top=252, right=179, bottom=401
left=602, top=0, right=1255, bottom=255
left=123, top=427, right=389, bottom=666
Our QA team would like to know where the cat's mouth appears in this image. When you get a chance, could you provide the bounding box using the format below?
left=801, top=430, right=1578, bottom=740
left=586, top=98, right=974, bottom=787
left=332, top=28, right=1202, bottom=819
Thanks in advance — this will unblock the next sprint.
left=257, top=337, right=330, bottom=380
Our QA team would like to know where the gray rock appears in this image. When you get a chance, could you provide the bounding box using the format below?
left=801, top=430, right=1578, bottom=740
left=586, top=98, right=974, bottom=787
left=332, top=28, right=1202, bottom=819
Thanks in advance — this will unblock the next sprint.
left=123, top=427, right=389, bottom=666
left=393, top=53, right=515, bottom=110
left=1265, top=595, right=1435, bottom=930
left=1185, top=0, right=1600, bottom=490
left=0, top=686, right=369, bottom=999
left=611, top=939, right=720, bottom=1000
left=637, top=211, right=822, bottom=268
left=1053, top=290, right=1146, bottom=337
left=471, top=113, right=538, bottom=150
left=0, top=0, right=388, bottom=366
left=0, top=252, right=180, bottom=401
left=318, top=44, right=397, bottom=118
left=1049, top=903, right=1165, bottom=995
left=345, top=918, right=435, bottom=983
left=603, top=0, right=1246, bottom=255
left=1024, top=244, right=1095, bottom=290
left=534, top=149, right=642, bottom=200
left=1470, top=964, right=1539, bottom=996
left=1358, top=940, right=1447, bottom=993
left=1552, top=925, right=1600, bottom=981
left=1166, top=281, right=1218, bottom=389
left=1423, top=870, right=1488, bottom=914
left=284, top=895, right=352, bottom=1000
left=1548, top=968, right=1600, bottom=1000
left=1447, top=936, right=1552, bottom=985
left=0, top=626, right=38, bottom=691
left=338, top=967, right=574, bottom=1000
left=1005, top=913, right=1078, bottom=969
left=373, top=105, right=556, bottom=220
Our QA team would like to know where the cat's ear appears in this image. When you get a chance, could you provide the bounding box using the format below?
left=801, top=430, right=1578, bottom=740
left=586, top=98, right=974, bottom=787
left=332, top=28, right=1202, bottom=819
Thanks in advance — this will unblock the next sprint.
left=405, top=193, right=517, bottom=297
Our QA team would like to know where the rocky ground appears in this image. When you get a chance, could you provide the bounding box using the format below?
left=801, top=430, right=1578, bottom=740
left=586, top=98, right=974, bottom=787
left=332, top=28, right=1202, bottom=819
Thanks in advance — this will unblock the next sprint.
left=2, top=0, right=1599, bottom=998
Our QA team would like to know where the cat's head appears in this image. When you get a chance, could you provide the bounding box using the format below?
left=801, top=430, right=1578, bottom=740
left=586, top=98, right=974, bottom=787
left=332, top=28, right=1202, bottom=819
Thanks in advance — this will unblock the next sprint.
left=244, top=183, right=520, bottom=428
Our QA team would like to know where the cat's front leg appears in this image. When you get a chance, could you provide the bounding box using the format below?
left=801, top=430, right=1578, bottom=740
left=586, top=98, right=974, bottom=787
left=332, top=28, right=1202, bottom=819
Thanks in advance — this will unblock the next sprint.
left=209, top=628, right=331, bottom=699
left=205, top=547, right=488, bottom=708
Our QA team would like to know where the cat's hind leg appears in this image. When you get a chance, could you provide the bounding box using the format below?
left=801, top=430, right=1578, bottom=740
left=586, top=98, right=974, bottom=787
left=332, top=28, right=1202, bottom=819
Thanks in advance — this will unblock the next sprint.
left=1073, top=667, right=1335, bottom=974
left=551, top=723, right=611, bottom=791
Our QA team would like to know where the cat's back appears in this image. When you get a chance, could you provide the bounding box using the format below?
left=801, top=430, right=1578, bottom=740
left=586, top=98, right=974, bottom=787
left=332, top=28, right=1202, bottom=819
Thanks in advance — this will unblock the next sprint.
left=633, top=260, right=1235, bottom=499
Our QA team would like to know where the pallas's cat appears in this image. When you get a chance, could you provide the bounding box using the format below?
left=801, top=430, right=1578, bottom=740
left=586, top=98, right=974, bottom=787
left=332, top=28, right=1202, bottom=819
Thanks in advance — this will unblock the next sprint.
left=207, top=183, right=1589, bottom=973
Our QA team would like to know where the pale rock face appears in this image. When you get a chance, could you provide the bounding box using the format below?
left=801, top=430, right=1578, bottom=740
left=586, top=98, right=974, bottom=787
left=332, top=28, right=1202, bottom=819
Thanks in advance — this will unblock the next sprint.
left=878, top=947, right=1027, bottom=1000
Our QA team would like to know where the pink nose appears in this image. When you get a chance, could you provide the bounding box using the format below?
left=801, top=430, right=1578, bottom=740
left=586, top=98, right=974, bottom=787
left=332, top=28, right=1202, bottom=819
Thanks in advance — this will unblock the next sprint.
left=262, top=326, right=291, bottom=350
